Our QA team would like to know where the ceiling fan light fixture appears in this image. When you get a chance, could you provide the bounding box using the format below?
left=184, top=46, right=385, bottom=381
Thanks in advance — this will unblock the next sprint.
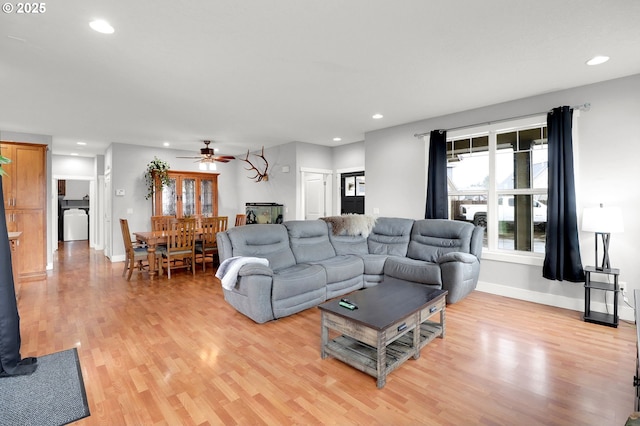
left=176, top=140, right=235, bottom=164
left=199, top=161, right=216, bottom=171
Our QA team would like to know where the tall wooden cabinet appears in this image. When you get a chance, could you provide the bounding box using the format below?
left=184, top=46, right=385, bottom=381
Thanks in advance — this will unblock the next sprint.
left=153, top=170, right=219, bottom=218
left=1, top=142, right=47, bottom=281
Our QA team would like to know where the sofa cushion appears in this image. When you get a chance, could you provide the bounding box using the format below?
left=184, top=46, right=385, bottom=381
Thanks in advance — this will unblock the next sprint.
left=407, top=219, right=474, bottom=263
left=226, top=224, right=296, bottom=271
left=360, top=254, right=388, bottom=276
left=311, top=255, right=364, bottom=284
left=326, top=224, right=369, bottom=255
left=367, top=217, right=414, bottom=256
left=271, top=264, right=327, bottom=318
left=384, top=256, right=442, bottom=286
left=285, top=220, right=336, bottom=263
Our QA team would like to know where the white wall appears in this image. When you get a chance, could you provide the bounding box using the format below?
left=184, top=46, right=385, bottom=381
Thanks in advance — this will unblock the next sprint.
left=365, top=73, right=640, bottom=319
left=333, top=141, right=364, bottom=171
left=52, top=155, right=95, bottom=178
left=235, top=143, right=297, bottom=221
left=64, top=181, right=90, bottom=200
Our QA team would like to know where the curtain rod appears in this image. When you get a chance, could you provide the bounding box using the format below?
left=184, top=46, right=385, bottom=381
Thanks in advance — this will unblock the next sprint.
left=413, top=102, right=591, bottom=138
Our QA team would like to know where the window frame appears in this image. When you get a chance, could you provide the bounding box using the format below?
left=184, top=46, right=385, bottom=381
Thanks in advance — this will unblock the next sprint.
left=446, top=115, right=547, bottom=265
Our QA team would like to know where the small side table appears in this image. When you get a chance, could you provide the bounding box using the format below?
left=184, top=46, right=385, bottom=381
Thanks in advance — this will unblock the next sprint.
left=584, top=266, right=620, bottom=328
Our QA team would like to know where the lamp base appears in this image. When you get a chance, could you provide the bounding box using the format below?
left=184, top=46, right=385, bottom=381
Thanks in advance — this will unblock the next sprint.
left=595, top=232, right=611, bottom=271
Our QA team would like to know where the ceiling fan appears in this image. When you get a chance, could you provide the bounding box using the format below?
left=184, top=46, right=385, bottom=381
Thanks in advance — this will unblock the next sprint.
left=176, top=140, right=235, bottom=164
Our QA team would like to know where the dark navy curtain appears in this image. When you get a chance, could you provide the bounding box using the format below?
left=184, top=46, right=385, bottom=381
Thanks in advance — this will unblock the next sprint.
left=543, top=107, right=584, bottom=282
left=425, top=130, right=448, bottom=219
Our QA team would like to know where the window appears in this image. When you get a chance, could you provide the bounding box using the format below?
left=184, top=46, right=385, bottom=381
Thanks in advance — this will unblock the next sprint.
left=447, top=116, right=548, bottom=256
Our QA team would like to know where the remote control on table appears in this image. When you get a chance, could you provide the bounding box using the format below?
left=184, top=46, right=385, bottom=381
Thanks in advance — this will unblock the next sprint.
left=339, top=298, right=358, bottom=310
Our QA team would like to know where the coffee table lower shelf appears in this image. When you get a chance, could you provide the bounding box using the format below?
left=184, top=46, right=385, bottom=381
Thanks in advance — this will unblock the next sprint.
left=323, top=321, right=443, bottom=384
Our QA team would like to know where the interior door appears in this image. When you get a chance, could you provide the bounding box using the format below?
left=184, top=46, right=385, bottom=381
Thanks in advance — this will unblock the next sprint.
left=304, top=173, right=325, bottom=220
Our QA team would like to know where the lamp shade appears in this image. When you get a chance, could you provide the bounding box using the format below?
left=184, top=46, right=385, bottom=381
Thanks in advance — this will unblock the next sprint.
left=582, top=206, right=624, bottom=233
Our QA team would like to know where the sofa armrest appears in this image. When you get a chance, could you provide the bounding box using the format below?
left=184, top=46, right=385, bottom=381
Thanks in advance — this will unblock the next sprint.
left=238, top=263, right=274, bottom=277
left=437, top=251, right=477, bottom=264
left=224, top=272, right=276, bottom=324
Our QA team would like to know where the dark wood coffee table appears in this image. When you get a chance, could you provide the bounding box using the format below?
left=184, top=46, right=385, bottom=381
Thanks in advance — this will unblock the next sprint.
left=318, top=277, right=447, bottom=388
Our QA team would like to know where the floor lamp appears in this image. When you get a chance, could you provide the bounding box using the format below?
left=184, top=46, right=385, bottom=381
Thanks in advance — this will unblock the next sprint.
left=582, top=204, right=624, bottom=271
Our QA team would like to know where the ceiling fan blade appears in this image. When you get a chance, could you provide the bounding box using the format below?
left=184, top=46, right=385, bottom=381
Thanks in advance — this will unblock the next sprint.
left=176, top=156, right=202, bottom=159
left=213, top=156, right=235, bottom=163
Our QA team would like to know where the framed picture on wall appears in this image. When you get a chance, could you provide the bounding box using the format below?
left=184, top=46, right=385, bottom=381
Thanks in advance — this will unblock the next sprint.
left=345, top=176, right=356, bottom=196
left=356, top=176, right=365, bottom=196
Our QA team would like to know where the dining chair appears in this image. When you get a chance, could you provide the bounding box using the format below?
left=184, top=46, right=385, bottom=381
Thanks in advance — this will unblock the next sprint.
left=235, top=213, right=247, bottom=226
left=119, top=218, right=151, bottom=280
left=151, top=215, right=173, bottom=231
left=150, top=215, right=173, bottom=250
left=157, top=217, right=197, bottom=279
left=195, top=216, right=228, bottom=272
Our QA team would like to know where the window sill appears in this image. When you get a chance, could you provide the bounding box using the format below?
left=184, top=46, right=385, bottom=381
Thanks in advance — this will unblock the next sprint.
left=481, top=250, right=544, bottom=266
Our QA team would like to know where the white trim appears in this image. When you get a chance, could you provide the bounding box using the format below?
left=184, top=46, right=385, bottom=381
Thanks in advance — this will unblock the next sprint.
left=481, top=250, right=544, bottom=266
left=476, top=280, right=634, bottom=322
left=336, top=166, right=365, bottom=174
left=299, top=167, right=333, bottom=220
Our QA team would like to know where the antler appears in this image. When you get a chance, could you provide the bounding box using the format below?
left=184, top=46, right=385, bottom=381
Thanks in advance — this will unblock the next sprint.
left=241, top=146, right=269, bottom=182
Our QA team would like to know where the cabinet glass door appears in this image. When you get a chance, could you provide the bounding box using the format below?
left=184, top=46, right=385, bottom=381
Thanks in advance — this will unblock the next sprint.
left=201, top=178, right=214, bottom=217
left=182, top=178, right=196, bottom=217
left=162, top=178, right=177, bottom=216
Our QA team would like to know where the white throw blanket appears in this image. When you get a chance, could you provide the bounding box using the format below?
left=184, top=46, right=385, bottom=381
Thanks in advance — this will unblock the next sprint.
left=215, top=256, right=269, bottom=290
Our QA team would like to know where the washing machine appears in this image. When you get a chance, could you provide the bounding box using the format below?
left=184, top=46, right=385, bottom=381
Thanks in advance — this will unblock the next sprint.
left=63, top=209, right=88, bottom=241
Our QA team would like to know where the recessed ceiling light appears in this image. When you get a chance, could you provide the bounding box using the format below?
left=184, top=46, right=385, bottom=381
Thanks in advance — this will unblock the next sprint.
left=163, top=142, right=170, bottom=147
left=372, top=113, right=383, bottom=119
left=586, top=55, right=609, bottom=66
left=70, top=153, right=79, bottom=156
left=76, top=141, right=86, bottom=146
left=89, top=19, right=115, bottom=34
left=333, top=137, right=342, bottom=142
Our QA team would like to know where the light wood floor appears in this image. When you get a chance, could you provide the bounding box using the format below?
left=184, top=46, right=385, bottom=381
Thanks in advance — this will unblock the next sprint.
left=16, top=241, right=636, bottom=425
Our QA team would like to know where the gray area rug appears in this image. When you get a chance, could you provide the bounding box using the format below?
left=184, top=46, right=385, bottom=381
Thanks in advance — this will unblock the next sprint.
left=0, top=348, right=90, bottom=425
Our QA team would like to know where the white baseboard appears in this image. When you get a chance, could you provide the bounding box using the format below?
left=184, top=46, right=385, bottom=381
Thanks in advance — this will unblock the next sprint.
left=476, top=280, right=634, bottom=323
left=110, top=254, right=125, bottom=263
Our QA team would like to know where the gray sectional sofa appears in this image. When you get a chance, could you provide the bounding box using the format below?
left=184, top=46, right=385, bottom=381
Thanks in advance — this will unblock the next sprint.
left=216, top=217, right=483, bottom=323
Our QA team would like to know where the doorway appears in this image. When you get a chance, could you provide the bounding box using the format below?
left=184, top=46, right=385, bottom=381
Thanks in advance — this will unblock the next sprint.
left=340, top=171, right=365, bottom=214
left=300, top=168, right=332, bottom=220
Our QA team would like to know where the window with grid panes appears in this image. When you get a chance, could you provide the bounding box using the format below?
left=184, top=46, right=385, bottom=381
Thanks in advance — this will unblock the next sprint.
left=446, top=117, right=548, bottom=255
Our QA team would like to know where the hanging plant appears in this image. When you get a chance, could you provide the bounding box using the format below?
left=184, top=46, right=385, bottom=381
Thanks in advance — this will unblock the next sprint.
left=144, top=157, right=171, bottom=200
left=0, top=154, right=10, bottom=176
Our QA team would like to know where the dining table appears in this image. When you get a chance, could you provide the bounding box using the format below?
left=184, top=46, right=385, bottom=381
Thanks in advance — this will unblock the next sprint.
left=133, top=229, right=204, bottom=279
left=133, top=230, right=169, bottom=279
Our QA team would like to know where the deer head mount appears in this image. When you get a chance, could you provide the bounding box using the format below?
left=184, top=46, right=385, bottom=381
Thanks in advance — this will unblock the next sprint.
left=241, top=146, right=269, bottom=182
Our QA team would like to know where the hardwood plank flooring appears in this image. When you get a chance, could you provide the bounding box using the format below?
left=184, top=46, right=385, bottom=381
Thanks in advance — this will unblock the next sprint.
left=15, top=241, right=637, bottom=425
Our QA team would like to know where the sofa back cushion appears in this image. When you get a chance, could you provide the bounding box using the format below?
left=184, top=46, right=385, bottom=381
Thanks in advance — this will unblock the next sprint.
left=326, top=222, right=369, bottom=255
left=367, top=217, right=414, bottom=256
left=226, top=224, right=296, bottom=271
left=285, top=220, right=336, bottom=263
left=407, top=219, right=474, bottom=262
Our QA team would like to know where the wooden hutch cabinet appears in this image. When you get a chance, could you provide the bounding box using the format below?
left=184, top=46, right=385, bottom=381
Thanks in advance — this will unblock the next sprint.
left=153, top=170, right=219, bottom=218
left=1, top=141, right=47, bottom=282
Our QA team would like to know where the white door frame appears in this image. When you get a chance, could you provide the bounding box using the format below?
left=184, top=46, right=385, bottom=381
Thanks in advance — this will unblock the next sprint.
left=299, top=167, right=333, bottom=220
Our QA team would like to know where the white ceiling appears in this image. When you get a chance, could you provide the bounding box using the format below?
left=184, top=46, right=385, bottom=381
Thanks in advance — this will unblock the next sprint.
left=1, top=0, right=639, bottom=157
